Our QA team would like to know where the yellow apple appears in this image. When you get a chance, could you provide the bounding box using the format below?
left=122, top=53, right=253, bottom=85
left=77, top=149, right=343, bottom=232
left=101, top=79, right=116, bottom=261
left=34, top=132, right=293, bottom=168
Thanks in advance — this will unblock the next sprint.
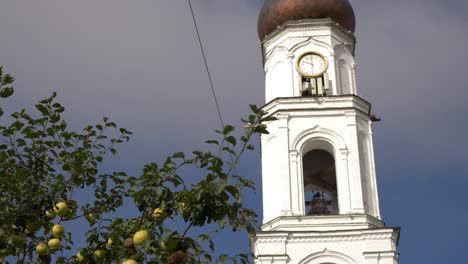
left=48, top=238, right=62, bottom=251
left=122, top=259, right=137, bottom=264
left=152, top=208, right=167, bottom=220
left=76, top=251, right=86, bottom=262
left=106, top=238, right=113, bottom=247
left=36, top=242, right=49, bottom=256
left=54, top=202, right=69, bottom=216
left=94, top=249, right=105, bottom=259
left=178, top=203, right=186, bottom=213
left=52, top=224, right=65, bottom=238
left=133, top=230, right=149, bottom=246
left=45, top=210, right=56, bottom=219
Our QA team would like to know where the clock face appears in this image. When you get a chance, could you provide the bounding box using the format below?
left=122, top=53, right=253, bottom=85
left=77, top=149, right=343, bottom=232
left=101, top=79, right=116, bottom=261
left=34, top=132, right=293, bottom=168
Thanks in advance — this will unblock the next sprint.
left=297, top=53, right=327, bottom=77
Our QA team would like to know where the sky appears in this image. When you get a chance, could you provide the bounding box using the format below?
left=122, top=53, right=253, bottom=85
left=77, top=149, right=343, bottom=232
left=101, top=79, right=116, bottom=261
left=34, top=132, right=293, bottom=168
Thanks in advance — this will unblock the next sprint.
left=1, top=0, right=468, bottom=263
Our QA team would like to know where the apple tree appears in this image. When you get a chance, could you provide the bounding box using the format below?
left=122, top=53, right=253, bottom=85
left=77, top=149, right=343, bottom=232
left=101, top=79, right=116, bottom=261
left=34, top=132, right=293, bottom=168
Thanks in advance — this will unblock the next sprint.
left=0, top=66, right=274, bottom=263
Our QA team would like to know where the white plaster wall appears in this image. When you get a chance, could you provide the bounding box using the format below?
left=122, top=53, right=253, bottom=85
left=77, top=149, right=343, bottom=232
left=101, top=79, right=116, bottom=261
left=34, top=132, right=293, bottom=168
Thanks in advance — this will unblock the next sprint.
left=260, top=97, right=381, bottom=224
left=262, top=20, right=356, bottom=103
left=253, top=228, right=399, bottom=264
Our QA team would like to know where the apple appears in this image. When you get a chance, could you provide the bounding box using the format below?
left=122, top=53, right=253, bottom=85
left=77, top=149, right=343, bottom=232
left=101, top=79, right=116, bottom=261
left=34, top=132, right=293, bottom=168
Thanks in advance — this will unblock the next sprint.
left=76, top=251, right=86, bottom=262
left=161, top=236, right=177, bottom=252
left=48, top=238, right=62, bottom=251
left=54, top=202, right=69, bottom=216
left=94, top=249, right=105, bottom=259
left=26, top=220, right=42, bottom=232
left=52, top=224, right=65, bottom=238
left=24, top=228, right=34, bottom=237
left=123, top=237, right=134, bottom=250
left=85, top=212, right=97, bottom=224
left=169, top=250, right=187, bottom=264
left=152, top=208, right=167, bottom=220
left=122, top=259, right=137, bottom=264
left=11, top=235, right=26, bottom=248
left=106, top=238, right=113, bottom=247
left=36, top=242, right=49, bottom=256
left=45, top=210, right=56, bottom=219
left=133, top=230, right=149, bottom=246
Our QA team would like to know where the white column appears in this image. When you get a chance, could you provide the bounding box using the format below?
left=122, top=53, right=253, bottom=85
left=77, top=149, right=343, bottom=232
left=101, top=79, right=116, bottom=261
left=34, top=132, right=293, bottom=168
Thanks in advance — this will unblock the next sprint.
left=287, top=53, right=297, bottom=97
left=367, top=120, right=382, bottom=219
left=277, top=114, right=292, bottom=216
left=351, top=62, right=357, bottom=95
left=337, top=148, right=352, bottom=214
left=289, top=150, right=303, bottom=215
left=345, top=111, right=365, bottom=213
left=329, top=51, right=338, bottom=95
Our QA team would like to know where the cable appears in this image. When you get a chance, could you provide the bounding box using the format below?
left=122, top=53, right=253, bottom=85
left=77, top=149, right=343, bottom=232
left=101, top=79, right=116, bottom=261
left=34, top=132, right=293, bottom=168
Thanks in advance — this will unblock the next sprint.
left=187, top=0, right=225, bottom=129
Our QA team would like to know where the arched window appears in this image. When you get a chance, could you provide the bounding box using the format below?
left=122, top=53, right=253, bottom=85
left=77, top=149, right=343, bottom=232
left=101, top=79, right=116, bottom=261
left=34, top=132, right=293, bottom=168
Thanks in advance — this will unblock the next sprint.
left=302, top=149, right=338, bottom=215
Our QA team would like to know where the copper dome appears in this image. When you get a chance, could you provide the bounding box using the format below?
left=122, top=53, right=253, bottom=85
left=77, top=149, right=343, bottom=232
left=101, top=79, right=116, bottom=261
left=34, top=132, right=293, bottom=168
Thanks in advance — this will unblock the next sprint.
left=258, top=0, right=356, bottom=40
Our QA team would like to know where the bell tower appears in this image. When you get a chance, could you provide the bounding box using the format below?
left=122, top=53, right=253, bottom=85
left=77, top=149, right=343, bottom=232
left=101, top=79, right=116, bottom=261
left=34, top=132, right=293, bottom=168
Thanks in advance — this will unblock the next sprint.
left=252, top=1, right=400, bottom=264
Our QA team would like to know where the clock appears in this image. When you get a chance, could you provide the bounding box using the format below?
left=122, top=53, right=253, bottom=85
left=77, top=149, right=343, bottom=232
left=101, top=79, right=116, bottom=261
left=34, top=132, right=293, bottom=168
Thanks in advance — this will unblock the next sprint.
left=297, top=52, right=328, bottom=77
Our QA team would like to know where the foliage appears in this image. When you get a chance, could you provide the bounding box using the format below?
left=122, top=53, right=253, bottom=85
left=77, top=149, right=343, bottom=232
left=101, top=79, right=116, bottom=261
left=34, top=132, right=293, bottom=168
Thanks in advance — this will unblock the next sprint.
left=0, top=67, right=275, bottom=263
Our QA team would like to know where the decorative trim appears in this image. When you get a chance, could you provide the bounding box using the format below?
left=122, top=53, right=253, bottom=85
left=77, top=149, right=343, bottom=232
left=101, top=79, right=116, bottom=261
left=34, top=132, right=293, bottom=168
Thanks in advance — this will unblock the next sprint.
left=291, top=125, right=347, bottom=154
left=263, top=18, right=355, bottom=46
left=298, top=249, right=358, bottom=264
left=255, top=231, right=396, bottom=244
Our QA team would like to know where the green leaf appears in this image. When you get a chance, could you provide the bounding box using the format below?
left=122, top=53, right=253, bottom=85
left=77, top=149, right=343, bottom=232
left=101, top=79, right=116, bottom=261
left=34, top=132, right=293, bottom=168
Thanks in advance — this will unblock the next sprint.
left=0, top=87, right=14, bottom=98
left=50, top=112, right=60, bottom=123
left=110, top=148, right=117, bottom=155
left=173, top=152, right=185, bottom=159
left=249, top=104, right=259, bottom=114
left=2, top=74, right=14, bottom=85
left=205, top=140, right=219, bottom=146
left=35, top=104, right=49, bottom=115
left=225, top=136, right=237, bottom=146
left=222, top=125, right=235, bottom=135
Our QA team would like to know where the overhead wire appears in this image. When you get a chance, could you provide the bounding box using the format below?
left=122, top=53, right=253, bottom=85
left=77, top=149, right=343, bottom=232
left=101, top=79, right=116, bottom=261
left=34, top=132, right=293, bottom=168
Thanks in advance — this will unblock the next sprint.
left=187, top=0, right=225, bottom=129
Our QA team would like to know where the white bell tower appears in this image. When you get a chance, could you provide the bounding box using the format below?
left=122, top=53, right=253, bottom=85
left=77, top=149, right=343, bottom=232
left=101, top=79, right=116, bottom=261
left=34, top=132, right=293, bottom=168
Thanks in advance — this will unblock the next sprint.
left=252, top=1, right=400, bottom=264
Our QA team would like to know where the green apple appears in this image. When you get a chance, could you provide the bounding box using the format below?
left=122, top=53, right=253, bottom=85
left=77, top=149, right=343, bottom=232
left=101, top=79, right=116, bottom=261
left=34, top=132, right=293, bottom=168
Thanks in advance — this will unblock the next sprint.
left=45, top=210, right=56, bottom=220
left=133, top=230, right=149, bottom=246
left=52, top=224, right=65, bottom=238
left=36, top=242, right=49, bottom=256
left=94, top=249, right=105, bottom=259
left=85, top=212, right=97, bottom=224
left=48, top=238, right=62, bottom=251
left=122, top=259, right=137, bottom=264
left=54, top=202, right=69, bottom=216
left=161, top=236, right=177, bottom=252
left=26, top=220, right=42, bottom=232
left=11, top=235, right=26, bottom=248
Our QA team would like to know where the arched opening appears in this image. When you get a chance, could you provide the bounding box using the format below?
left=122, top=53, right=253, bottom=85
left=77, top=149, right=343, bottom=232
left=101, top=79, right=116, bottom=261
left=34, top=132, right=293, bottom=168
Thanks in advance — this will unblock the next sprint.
left=302, top=149, right=338, bottom=215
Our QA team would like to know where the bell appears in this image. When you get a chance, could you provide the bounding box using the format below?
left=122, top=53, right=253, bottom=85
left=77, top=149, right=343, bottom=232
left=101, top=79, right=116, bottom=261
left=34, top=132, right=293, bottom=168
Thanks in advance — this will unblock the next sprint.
left=308, top=192, right=331, bottom=215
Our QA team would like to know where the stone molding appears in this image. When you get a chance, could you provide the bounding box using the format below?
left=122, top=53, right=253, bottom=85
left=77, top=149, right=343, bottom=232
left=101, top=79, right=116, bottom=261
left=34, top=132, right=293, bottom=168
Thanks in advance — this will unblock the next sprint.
left=254, top=228, right=399, bottom=244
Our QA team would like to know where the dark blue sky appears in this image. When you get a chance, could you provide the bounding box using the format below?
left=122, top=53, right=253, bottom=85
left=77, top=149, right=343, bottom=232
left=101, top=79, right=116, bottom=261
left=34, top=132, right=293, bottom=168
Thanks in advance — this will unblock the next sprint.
left=1, top=0, right=467, bottom=263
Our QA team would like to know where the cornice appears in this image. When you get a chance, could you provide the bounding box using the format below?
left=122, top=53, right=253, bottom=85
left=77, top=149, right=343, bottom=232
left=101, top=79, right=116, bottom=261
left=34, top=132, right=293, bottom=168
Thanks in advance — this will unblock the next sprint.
left=263, top=18, right=356, bottom=47
left=254, top=228, right=399, bottom=244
